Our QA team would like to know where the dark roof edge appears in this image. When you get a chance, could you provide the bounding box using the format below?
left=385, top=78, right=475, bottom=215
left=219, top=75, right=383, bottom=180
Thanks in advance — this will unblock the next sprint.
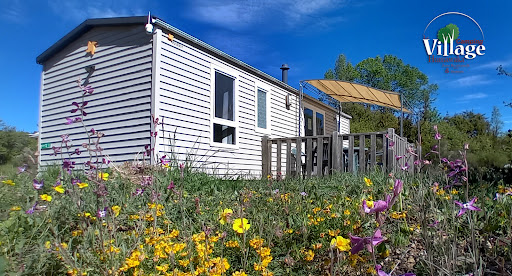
left=36, top=16, right=148, bottom=64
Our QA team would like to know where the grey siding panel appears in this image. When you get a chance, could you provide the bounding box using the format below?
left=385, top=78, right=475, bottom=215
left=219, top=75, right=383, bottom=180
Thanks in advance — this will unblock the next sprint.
left=40, top=25, right=152, bottom=166
left=154, top=30, right=299, bottom=177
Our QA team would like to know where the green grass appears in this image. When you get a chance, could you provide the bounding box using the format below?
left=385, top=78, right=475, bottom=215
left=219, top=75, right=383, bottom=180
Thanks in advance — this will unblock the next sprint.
left=0, top=165, right=510, bottom=276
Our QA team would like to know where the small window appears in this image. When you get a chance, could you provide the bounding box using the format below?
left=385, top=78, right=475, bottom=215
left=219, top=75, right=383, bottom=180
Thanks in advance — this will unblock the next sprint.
left=213, top=71, right=236, bottom=145
left=316, top=112, right=324, bottom=135
left=257, top=88, right=267, bottom=129
left=304, top=108, right=314, bottom=136
left=213, top=123, right=236, bottom=144
left=214, top=72, right=234, bottom=121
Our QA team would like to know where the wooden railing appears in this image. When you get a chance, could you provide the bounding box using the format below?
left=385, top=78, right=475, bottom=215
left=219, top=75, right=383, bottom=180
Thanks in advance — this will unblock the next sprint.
left=261, top=128, right=415, bottom=178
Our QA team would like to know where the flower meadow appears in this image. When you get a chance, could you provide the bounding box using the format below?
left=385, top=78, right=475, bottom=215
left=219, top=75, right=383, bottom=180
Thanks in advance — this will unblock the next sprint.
left=1, top=81, right=512, bottom=275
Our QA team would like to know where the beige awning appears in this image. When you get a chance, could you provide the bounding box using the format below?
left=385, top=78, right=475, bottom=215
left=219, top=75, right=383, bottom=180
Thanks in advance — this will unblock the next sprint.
left=304, top=79, right=411, bottom=113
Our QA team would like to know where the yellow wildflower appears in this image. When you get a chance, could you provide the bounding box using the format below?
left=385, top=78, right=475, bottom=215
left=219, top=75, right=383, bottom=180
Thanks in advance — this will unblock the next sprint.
left=2, top=180, right=14, bottom=186
left=53, top=185, right=65, bottom=194
left=155, top=264, right=169, bottom=272
left=367, top=266, right=377, bottom=274
left=98, top=172, right=109, bottom=181
left=364, top=177, right=373, bottom=186
left=112, top=206, right=121, bottom=217
left=233, top=218, right=250, bottom=234
left=219, top=208, right=233, bottom=225
left=10, top=206, right=21, bottom=211
left=77, top=182, right=88, bottom=189
left=72, top=230, right=83, bottom=237
left=450, top=189, right=459, bottom=195
left=366, top=200, right=374, bottom=208
left=303, top=249, right=314, bottom=261
left=330, top=236, right=351, bottom=251
left=40, top=194, right=52, bottom=202
left=225, top=240, right=239, bottom=248
left=232, top=271, right=247, bottom=276
left=328, top=229, right=340, bottom=237
left=344, top=209, right=351, bottom=215
left=249, top=237, right=264, bottom=249
left=45, top=241, right=51, bottom=249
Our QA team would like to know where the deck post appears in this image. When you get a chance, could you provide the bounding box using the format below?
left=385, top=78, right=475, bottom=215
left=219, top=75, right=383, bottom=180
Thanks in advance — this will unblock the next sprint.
left=262, top=135, right=270, bottom=178
left=387, top=128, right=395, bottom=173
left=331, top=131, right=341, bottom=173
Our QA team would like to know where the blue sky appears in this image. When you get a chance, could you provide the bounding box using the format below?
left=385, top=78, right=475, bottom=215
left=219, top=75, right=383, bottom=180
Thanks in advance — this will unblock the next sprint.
left=1, top=0, right=511, bottom=133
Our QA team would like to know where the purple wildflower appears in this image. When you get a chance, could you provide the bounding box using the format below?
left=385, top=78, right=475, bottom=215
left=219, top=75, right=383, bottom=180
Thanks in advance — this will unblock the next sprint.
left=167, top=181, right=175, bottom=190
left=62, top=159, right=75, bottom=174
left=102, top=158, right=110, bottom=164
left=132, top=188, right=144, bottom=196
left=17, top=164, right=27, bottom=174
left=141, top=176, right=153, bottom=186
left=300, top=192, right=307, bottom=197
left=33, top=179, right=44, bottom=190
left=51, top=146, right=62, bottom=156
left=26, top=202, right=37, bottom=215
left=349, top=229, right=385, bottom=254
left=71, top=101, right=88, bottom=116
left=362, top=200, right=388, bottom=214
left=82, top=85, right=94, bottom=94
left=393, top=179, right=403, bottom=196
left=428, top=220, right=440, bottom=228
left=97, top=207, right=107, bottom=218
left=454, top=197, right=482, bottom=217
left=401, top=162, right=409, bottom=171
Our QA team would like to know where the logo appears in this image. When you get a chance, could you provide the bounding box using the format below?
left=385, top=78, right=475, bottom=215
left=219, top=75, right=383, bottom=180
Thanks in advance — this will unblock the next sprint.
left=423, top=12, right=485, bottom=73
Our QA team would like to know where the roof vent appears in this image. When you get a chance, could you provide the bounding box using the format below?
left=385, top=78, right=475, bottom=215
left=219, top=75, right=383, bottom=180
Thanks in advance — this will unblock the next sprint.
left=280, top=64, right=290, bottom=84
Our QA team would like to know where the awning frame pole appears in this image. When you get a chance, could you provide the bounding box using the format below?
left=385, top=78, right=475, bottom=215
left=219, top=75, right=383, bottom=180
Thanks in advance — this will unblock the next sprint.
left=299, top=82, right=303, bottom=137
left=400, top=92, right=404, bottom=137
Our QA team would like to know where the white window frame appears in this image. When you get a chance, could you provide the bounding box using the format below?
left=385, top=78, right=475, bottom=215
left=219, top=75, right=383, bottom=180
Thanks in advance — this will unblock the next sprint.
left=210, top=65, right=239, bottom=149
left=303, top=104, right=325, bottom=136
left=254, top=82, right=271, bottom=134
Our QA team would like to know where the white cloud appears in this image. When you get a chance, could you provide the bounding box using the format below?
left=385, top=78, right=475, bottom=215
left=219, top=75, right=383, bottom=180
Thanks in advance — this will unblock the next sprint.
left=48, top=0, right=147, bottom=23
left=459, top=92, right=488, bottom=101
left=454, top=74, right=493, bottom=86
left=187, top=0, right=347, bottom=31
left=1, top=0, right=24, bottom=23
left=473, top=57, right=512, bottom=70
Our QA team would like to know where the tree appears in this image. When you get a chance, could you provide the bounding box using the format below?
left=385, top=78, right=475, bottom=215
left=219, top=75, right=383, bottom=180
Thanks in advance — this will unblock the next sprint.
left=490, top=106, right=504, bottom=136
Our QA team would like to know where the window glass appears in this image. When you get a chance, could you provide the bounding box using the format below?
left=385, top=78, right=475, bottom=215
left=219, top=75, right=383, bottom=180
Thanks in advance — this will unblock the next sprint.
left=304, top=108, right=314, bottom=136
left=316, top=112, right=324, bottom=135
left=257, top=88, right=267, bottom=129
left=214, top=72, right=234, bottom=121
left=213, top=123, right=236, bottom=144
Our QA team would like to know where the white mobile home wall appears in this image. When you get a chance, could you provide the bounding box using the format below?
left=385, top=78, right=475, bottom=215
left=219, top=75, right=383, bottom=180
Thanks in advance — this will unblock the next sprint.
left=39, top=25, right=153, bottom=166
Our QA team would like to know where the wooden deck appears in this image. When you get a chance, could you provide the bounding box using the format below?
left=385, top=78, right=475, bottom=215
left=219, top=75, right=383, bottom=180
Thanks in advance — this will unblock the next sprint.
left=261, top=128, right=415, bottom=178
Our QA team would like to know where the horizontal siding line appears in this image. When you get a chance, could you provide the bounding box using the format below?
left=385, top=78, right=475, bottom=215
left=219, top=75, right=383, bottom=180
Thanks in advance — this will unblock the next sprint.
left=160, top=52, right=210, bottom=76
left=159, top=86, right=209, bottom=105
left=238, top=74, right=255, bottom=83
left=42, top=87, right=150, bottom=112
left=159, top=107, right=209, bottom=124
left=41, top=125, right=150, bottom=140
left=44, top=67, right=152, bottom=97
left=44, top=51, right=152, bottom=86
left=45, top=30, right=151, bottom=73
left=42, top=117, right=150, bottom=134
left=161, top=38, right=212, bottom=65
left=160, top=67, right=210, bottom=89
left=159, top=79, right=210, bottom=99
left=160, top=60, right=210, bottom=82
left=160, top=46, right=210, bottom=71
left=42, top=108, right=150, bottom=128
left=157, top=111, right=210, bottom=127
left=238, top=79, right=255, bottom=88
left=45, top=42, right=152, bottom=80
left=159, top=100, right=210, bottom=116
left=40, top=136, right=149, bottom=148
left=157, top=145, right=262, bottom=160
left=159, top=95, right=209, bottom=113
left=42, top=100, right=151, bottom=124
left=160, top=73, right=210, bottom=93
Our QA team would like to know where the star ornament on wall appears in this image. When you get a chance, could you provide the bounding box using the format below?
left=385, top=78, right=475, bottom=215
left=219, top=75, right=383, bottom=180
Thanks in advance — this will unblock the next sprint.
left=86, top=41, right=98, bottom=55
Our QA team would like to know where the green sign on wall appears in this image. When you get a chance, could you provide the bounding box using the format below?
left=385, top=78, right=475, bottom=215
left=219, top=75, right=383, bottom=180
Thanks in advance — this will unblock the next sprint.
left=41, top=143, right=51, bottom=149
